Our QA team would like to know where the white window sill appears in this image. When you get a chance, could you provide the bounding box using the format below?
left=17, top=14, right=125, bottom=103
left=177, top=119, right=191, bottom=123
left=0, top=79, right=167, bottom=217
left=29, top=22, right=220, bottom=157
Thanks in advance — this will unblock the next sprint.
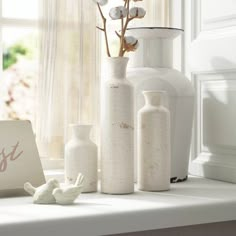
left=44, top=169, right=64, bottom=182
left=1, top=176, right=236, bottom=236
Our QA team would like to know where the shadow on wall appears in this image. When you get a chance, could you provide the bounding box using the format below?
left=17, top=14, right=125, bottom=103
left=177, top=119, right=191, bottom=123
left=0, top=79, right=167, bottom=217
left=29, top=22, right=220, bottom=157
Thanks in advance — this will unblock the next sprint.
left=201, top=57, right=236, bottom=180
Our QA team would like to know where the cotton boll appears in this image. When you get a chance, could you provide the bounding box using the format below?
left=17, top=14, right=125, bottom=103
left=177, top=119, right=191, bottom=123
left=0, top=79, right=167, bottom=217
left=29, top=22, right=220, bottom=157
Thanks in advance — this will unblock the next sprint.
left=125, top=36, right=137, bottom=45
left=129, top=7, right=146, bottom=18
left=109, top=6, right=128, bottom=20
left=124, top=36, right=139, bottom=52
left=93, top=0, right=108, bottom=6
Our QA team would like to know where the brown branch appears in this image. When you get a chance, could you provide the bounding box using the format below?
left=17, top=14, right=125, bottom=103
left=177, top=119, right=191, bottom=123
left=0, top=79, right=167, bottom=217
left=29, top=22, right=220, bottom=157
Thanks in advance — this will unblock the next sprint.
left=121, top=49, right=127, bottom=57
left=118, top=0, right=133, bottom=57
left=97, top=2, right=105, bottom=20
left=119, top=16, right=124, bottom=55
left=96, top=26, right=104, bottom=31
left=115, top=31, right=121, bottom=38
left=97, top=3, right=111, bottom=57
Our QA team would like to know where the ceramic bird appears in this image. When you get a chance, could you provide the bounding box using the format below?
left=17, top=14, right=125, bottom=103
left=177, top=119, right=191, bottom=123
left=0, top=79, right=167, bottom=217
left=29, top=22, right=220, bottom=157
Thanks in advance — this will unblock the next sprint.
left=24, top=178, right=60, bottom=204
left=53, top=173, right=85, bottom=205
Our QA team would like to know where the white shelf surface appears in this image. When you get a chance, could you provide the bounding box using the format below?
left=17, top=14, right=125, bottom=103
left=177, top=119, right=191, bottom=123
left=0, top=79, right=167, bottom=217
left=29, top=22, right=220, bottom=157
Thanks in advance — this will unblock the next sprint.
left=1, top=176, right=236, bottom=236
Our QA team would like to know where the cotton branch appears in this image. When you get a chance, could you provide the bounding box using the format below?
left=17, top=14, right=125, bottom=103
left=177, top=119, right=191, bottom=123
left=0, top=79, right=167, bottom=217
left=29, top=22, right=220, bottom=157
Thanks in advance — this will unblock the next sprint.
left=121, top=39, right=138, bottom=56
left=96, top=26, right=104, bottom=31
left=115, top=31, right=121, bottom=38
left=118, top=0, right=135, bottom=57
left=96, top=3, right=111, bottom=57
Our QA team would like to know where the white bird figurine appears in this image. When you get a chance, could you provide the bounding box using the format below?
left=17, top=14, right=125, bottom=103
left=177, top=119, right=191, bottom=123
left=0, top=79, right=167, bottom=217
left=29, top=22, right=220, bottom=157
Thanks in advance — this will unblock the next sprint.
left=24, top=179, right=60, bottom=204
left=24, top=173, right=84, bottom=205
left=53, top=173, right=85, bottom=205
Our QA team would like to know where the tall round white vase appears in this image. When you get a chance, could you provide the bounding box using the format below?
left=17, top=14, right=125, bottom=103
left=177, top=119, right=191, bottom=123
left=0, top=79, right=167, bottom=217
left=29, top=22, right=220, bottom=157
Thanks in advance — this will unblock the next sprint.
left=138, top=91, right=170, bottom=191
left=101, top=57, right=134, bottom=194
left=65, top=125, right=97, bottom=193
left=127, top=27, right=194, bottom=183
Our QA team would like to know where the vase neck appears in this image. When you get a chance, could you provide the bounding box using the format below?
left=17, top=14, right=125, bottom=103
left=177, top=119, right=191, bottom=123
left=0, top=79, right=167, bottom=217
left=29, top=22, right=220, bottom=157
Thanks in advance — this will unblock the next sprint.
left=70, top=125, right=91, bottom=140
left=106, top=57, right=129, bottom=79
left=143, top=91, right=165, bottom=107
left=129, top=38, right=173, bottom=68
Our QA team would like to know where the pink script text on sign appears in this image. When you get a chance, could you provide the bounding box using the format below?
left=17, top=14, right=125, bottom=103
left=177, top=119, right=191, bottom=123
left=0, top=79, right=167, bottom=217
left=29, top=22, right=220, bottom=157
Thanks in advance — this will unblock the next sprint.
left=0, top=141, right=24, bottom=172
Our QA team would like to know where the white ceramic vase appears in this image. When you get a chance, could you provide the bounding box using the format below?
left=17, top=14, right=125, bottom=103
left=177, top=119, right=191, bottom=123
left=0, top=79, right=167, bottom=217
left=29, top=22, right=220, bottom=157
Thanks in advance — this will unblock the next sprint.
left=127, top=27, right=194, bottom=183
left=65, top=124, right=97, bottom=193
left=101, top=57, right=134, bottom=194
left=138, top=91, right=170, bottom=191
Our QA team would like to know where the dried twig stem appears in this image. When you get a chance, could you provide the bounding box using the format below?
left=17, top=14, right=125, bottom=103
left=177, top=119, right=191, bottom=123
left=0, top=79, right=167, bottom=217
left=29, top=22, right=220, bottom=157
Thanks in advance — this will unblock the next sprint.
left=118, top=0, right=134, bottom=57
left=97, top=3, right=111, bottom=57
left=115, top=31, right=121, bottom=38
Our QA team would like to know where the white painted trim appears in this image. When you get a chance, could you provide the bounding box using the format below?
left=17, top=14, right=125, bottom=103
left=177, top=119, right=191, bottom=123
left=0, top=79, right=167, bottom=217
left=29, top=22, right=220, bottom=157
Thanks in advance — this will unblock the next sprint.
left=203, top=14, right=236, bottom=30
left=169, top=0, right=184, bottom=72
left=41, top=158, right=64, bottom=170
left=185, top=0, right=236, bottom=183
left=191, top=68, right=236, bottom=75
left=1, top=18, right=38, bottom=28
left=44, top=169, right=64, bottom=182
left=190, top=159, right=236, bottom=183
left=204, top=14, right=236, bottom=25
left=190, top=71, right=236, bottom=183
left=192, top=0, right=201, bottom=40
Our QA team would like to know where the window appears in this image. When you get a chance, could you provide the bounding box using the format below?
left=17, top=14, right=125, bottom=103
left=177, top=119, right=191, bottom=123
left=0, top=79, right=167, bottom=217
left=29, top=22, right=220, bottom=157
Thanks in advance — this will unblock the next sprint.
left=0, top=0, right=169, bottom=173
left=0, top=0, right=39, bottom=127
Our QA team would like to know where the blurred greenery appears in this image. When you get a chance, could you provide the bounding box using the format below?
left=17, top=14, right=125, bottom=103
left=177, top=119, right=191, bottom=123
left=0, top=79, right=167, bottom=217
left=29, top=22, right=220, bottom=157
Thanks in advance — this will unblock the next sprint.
left=3, top=33, right=38, bottom=70
left=3, top=44, right=28, bottom=70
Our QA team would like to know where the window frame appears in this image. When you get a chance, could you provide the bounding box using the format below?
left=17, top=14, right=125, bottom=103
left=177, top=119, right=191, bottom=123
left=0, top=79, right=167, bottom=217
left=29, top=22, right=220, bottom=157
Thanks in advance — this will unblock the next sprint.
left=0, top=0, right=39, bottom=119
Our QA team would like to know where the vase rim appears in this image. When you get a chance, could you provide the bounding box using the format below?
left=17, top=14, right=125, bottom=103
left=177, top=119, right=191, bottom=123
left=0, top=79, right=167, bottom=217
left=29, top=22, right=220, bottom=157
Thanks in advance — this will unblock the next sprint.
left=126, top=27, right=183, bottom=40
left=127, top=26, right=184, bottom=31
left=143, top=90, right=167, bottom=95
left=106, top=57, right=129, bottom=60
left=69, top=124, right=92, bottom=128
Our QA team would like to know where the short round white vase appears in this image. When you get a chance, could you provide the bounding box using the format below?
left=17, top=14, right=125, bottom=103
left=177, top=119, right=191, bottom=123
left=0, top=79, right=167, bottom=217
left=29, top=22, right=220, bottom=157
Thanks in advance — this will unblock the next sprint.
left=65, top=125, right=97, bottom=193
left=138, top=91, right=170, bottom=191
left=101, top=57, right=134, bottom=194
left=127, top=27, right=194, bottom=183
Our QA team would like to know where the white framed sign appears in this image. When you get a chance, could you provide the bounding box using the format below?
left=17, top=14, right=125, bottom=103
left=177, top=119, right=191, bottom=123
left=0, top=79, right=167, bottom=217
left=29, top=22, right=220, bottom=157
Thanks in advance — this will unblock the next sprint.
left=0, top=121, right=45, bottom=197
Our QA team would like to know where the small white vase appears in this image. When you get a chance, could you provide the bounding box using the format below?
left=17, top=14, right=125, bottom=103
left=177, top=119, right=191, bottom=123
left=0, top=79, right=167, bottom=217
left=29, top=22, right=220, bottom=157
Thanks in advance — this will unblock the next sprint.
left=65, top=124, right=97, bottom=193
left=101, top=57, right=134, bottom=194
left=138, top=91, right=171, bottom=191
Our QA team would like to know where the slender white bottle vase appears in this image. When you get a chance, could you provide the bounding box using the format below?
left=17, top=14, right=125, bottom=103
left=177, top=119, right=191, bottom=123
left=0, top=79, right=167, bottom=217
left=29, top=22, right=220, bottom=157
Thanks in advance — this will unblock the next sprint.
left=101, top=57, right=134, bottom=194
left=65, top=124, right=97, bottom=193
left=138, top=91, right=170, bottom=191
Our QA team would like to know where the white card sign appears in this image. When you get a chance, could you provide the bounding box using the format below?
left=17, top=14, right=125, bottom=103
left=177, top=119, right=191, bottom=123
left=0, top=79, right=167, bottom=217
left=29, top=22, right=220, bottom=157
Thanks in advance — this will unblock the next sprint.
left=0, top=121, right=45, bottom=197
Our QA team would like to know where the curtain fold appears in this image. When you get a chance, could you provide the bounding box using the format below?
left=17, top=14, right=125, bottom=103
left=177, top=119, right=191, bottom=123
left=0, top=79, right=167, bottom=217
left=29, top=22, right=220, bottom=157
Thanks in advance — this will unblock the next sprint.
left=142, top=0, right=169, bottom=27
left=130, top=0, right=169, bottom=27
left=37, top=0, right=98, bottom=159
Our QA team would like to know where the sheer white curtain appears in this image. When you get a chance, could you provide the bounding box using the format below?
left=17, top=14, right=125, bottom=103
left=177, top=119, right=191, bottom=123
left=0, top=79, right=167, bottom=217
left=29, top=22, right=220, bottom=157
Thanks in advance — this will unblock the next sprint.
left=37, top=0, right=98, bottom=160
left=37, top=0, right=168, bottom=161
left=131, top=0, right=169, bottom=27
